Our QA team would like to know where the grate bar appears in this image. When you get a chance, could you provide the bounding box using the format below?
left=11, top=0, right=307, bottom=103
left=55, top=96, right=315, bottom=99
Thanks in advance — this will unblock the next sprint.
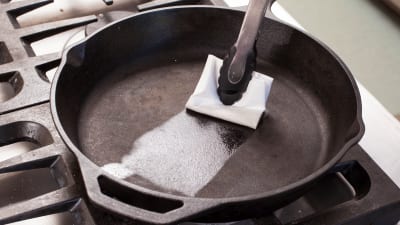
left=0, top=186, right=81, bottom=224
left=18, top=15, right=97, bottom=41
left=0, top=146, right=64, bottom=172
left=2, top=0, right=51, bottom=14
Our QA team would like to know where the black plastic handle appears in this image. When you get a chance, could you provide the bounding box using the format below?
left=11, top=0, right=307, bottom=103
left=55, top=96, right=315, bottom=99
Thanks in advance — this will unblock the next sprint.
left=217, top=0, right=274, bottom=105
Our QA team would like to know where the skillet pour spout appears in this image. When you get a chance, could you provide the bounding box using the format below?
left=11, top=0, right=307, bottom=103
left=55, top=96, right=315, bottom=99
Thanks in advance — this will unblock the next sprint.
left=51, top=4, right=364, bottom=224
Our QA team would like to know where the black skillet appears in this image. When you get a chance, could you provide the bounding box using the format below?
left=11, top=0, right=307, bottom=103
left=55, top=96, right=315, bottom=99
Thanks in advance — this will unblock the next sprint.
left=51, top=0, right=364, bottom=224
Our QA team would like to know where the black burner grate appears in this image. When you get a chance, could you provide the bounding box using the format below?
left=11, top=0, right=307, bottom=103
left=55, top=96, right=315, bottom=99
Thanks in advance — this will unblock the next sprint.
left=0, top=0, right=97, bottom=115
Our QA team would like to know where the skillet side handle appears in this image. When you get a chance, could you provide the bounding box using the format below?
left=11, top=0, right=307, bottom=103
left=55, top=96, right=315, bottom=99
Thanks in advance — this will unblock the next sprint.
left=92, top=174, right=220, bottom=224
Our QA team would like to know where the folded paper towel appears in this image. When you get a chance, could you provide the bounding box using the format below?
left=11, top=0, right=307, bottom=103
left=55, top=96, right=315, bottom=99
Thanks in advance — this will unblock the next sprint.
left=186, top=55, right=274, bottom=129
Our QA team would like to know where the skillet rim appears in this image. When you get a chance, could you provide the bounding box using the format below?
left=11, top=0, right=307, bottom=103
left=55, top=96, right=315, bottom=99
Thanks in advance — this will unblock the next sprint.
left=50, top=5, right=365, bottom=205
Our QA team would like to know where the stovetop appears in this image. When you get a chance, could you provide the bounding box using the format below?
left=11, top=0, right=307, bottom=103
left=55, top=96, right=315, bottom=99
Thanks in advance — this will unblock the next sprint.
left=0, top=1, right=399, bottom=225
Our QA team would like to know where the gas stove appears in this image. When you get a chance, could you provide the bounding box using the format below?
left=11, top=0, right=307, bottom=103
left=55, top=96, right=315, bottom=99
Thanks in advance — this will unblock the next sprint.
left=0, top=1, right=399, bottom=225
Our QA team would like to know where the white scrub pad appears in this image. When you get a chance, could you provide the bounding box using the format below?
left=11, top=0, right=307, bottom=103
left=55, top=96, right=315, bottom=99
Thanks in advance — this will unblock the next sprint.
left=186, top=54, right=274, bottom=129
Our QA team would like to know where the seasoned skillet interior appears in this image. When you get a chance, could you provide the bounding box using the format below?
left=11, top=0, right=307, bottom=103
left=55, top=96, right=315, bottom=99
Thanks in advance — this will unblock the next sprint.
left=54, top=7, right=359, bottom=198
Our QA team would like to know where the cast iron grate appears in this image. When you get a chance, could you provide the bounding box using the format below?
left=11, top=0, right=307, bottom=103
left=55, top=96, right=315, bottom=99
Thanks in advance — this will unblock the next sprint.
left=0, top=1, right=398, bottom=225
left=0, top=0, right=98, bottom=116
left=0, top=1, right=99, bottom=224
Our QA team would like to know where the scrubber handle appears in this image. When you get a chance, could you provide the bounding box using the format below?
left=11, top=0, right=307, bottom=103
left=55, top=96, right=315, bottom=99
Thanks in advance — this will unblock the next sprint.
left=218, top=0, right=273, bottom=105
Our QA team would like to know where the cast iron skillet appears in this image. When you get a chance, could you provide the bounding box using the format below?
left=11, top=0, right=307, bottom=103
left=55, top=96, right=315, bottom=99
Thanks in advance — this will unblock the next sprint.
left=51, top=2, right=364, bottom=224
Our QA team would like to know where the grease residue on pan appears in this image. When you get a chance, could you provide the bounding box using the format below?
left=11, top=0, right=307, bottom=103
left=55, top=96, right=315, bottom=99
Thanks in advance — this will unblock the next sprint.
left=102, top=111, right=248, bottom=196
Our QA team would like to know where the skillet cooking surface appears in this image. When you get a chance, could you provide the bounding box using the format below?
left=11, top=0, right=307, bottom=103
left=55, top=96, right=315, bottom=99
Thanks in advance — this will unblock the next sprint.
left=78, top=52, right=326, bottom=198
left=54, top=7, right=359, bottom=200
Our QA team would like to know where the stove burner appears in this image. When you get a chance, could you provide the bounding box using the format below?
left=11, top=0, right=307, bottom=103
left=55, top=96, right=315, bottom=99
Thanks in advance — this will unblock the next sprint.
left=0, top=1, right=399, bottom=225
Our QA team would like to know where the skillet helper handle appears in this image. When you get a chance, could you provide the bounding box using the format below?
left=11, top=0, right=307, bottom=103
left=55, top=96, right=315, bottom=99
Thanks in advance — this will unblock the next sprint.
left=217, top=0, right=273, bottom=105
left=94, top=174, right=219, bottom=224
